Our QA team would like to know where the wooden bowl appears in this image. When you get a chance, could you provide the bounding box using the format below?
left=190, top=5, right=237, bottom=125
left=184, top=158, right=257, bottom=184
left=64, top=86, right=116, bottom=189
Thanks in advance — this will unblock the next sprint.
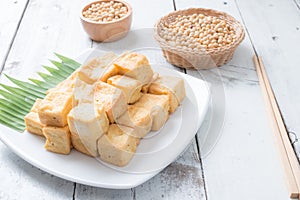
left=80, top=0, right=132, bottom=42
left=154, top=8, right=245, bottom=69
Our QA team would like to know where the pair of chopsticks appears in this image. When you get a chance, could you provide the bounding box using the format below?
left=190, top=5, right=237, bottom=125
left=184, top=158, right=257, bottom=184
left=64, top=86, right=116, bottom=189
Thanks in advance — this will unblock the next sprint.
left=254, top=55, right=300, bottom=199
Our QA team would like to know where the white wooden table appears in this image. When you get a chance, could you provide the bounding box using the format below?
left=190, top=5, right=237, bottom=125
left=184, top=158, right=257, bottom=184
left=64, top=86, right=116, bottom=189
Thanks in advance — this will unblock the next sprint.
left=0, top=0, right=299, bottom=199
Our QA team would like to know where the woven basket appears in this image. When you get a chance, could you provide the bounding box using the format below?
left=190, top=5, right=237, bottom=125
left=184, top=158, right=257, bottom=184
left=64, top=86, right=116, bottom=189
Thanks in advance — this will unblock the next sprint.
left=154, top=8, right=245, bottom=69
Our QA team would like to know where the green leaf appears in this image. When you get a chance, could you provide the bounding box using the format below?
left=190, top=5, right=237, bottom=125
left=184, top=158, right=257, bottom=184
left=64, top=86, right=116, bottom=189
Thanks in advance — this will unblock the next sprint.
left=43, top=65, right=69, bottom=78
left=0, top=99, right=28, bottom=115
left=28, top=78, right=54, bottom=89
left=54, top=53, right=81, bottom=69
left=0, top=84, right=37, bottom=103
left=38, top=72, right=65, bottom=83
left=5, top=74, right=47, bottom=95
left=0, top=107, right=24, bottom=121
left=0, top=110, right=27, bottom=129
left=49, top=60, right=75, bottom=74
left=0, top=117, right=25, bottom=132
left=0, top=89, right=33, bottom=110
left=0, top=112, right=26, bottom=129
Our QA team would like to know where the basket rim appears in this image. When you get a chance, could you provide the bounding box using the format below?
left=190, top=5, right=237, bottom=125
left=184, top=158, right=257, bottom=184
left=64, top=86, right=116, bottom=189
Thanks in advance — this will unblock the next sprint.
left=154, top=7, right=245, bottom=56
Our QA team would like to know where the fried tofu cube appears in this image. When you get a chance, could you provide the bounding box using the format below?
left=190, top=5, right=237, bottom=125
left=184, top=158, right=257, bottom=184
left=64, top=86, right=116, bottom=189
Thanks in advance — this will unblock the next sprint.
left=107, top=75, right=142, bottom=104
left=99, top=64, right=120, bottom=83
left=149, top=76, right=186, bottom=113
left=30, top=99, right=43, bottom=112
left=46, top=71, right=78, bottom=94
left=78, top=52, right=117, bottom=84
left=99, top=52, right=129, bottom=82
left=38, top=92, right=73, bottom=127
left=25, top=99, right=45, bottom=136
left=25, top=112, right=45, bottom=136
left=72, top=79, right=95, bottom=106
left=113, top=52, right=154, bottom=84
left=43, top=126, right=71, bottom=155
left=141, top=72, right=159, bottom=93
left=116, top=105, right=152, bottom=138
left=69, top=131, right=93, bottom=157
left=134, top=94, right=169, bottom=131
left=97, top=124, right=139, bottom=167
left=67, top=103, right=109, bottom=157
left=94, top=81, right=127, bottom=123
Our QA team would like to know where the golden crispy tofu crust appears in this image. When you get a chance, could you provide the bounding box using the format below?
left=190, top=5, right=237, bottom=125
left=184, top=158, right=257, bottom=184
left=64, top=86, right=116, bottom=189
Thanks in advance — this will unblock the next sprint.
left=94, top=81, right=127, bottom=123
left=107, top=75, right=142, bottom=104
left=78, top=52, right=117, bottom=84
left=43, top=126, right=71, bottom=155
left=99, top=52, right=130, bottom=82
left=72, top=79, right=95, bottom=106
left=113, top=53, right=154, bottom=84
left=24, top=112, right=45, bottom=136
left=134, top=94, right=169, bottom=131
left=149, top=76, right=186, bottom=113
left=30, top=99, right=43, bottom=112
left=46, top=71, right=78, bottom=94
left=67, top=103, right=109, bottom=157
left=25, top=98, right=45, bottom=136
left=70, top=131, right=93, bottom=157
left=116, top=105, right=152, bottom=138
left=98, top=124, right=139, bottom=167
left=38, top=92, right=73, bottom=127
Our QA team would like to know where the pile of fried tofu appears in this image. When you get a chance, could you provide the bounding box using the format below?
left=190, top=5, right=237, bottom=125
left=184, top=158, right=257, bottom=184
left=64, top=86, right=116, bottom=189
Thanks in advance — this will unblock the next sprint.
left=24, top=52, right=186, bottom=167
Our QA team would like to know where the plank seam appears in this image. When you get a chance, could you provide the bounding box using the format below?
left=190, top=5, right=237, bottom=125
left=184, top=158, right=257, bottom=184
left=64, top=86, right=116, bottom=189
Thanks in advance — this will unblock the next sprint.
left=131, top=188, right=136, bottom=200
left=0, top=0, right=30, bottom=75
left=195, top=135, right=208, bottom=200
left=72, top=182, right=77, bottom=200
left=233, top=0, right=258, bottom=57
left=292, top=0, right=300, bottom=10
left=172, top=0, right=177, bottom=11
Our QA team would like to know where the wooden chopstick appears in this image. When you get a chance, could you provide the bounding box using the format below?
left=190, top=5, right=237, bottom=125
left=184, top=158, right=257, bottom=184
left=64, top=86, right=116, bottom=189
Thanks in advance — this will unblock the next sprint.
left=254, top=55, right=300, bottom=199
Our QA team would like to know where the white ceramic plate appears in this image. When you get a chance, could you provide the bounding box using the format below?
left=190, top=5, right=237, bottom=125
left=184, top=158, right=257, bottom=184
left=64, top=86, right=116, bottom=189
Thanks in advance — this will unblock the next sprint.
left=0, top=49, right=210, bottom=189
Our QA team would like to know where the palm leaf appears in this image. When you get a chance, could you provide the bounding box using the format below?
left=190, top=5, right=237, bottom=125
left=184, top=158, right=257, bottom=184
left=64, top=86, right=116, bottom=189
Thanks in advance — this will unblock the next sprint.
left=50, top=60, right=75, bottom=74
left=5, top=75, right=47, bottom=95
left=38, top=72, right=65, bottom=83
left=0, top=53, right=81, bottom=132
left=43, top=65, right=69, bottom=78
left=0, top=89, right=34, bottom=109
left=0, top=84, right=39, bottom=102
left=28, top=78, right=55, bottom=89
left=0, top=117, right=25, bottom=131
left=0, top=99, right=29, bottom=115
left=54, top=53, right=81, bottom=69
left=43, top=66, right=68, bottom=80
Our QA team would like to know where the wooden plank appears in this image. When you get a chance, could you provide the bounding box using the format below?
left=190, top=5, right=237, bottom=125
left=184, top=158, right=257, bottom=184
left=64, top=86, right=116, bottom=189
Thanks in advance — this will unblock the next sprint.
left=0, top=0, right=92, bottom=199
left=234, top=0, right=300, bottom=161
left=75, top=142, right=205, bottom=200
left=2, top=0, right=91, bottom=79
left=128, top=0, right=175, bottom=29
left=75, top=185, right=133, bottom=200
left=0, top=142, right=74, bottom=200
left=174, top=0, right=291, bottom=199
left=135, top=141, right=206, bottom=200
left=0, top=0, right=28, bottom=72
left=74, top=143, right=206, bottom=200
